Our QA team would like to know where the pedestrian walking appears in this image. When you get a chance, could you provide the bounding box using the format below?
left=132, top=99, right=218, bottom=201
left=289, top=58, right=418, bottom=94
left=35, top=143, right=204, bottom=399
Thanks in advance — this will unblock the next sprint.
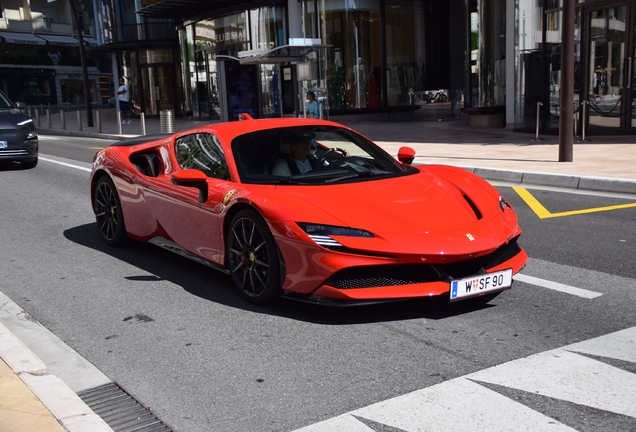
left=117, top=77, right=132, bottom=124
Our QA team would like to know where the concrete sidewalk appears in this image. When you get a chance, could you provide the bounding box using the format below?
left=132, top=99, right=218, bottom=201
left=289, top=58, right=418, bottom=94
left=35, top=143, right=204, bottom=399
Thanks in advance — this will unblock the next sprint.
left=3, top=108, right=635, bottom=432
left=35, top=107, right=636, bottom=195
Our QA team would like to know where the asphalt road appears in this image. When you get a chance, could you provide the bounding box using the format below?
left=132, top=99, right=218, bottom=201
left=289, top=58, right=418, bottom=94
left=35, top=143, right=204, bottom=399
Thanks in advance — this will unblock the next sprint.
left=1, top=135, right=635, bottom=432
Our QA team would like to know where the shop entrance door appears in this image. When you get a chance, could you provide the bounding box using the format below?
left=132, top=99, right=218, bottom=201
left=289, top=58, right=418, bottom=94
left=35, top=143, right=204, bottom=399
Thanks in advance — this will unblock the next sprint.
left=140, top=65, right=175, bottom=116
left=586, top=3, right=634, bottom=134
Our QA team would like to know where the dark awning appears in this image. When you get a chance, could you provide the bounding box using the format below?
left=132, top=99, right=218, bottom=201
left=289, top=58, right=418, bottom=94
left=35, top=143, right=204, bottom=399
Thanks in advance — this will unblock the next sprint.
left=0, top=31, right=46, bottom=45
left=136, top=0, right=276, bottom=21
left=36, top=34, right=81, bottom=47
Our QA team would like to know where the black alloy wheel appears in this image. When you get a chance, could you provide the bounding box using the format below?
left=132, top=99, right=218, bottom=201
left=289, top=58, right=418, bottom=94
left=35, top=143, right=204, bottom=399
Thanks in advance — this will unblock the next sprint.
left=227, top=209, right=282, bottom=304
left=93, top=176, right=127, bottom=246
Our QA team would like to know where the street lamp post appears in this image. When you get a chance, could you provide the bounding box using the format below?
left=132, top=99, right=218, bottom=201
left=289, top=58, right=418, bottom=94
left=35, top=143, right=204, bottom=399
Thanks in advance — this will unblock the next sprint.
left=69, top=0, right=93, bottom=127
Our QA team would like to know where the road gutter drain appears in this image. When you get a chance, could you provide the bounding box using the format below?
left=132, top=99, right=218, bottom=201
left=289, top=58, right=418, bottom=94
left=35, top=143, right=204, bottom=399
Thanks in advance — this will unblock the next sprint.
left=78, top=382, right=172, bottom=432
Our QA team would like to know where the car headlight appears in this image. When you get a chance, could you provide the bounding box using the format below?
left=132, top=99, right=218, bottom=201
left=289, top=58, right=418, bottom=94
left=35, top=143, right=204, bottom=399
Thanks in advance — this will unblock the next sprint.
left=499, top=195, right=513, bottom=212
left=18, top=119, right=33, bottom=126
left=26, top=130, right=38, bottom=140
left=297, top=223, right=374, bottom=248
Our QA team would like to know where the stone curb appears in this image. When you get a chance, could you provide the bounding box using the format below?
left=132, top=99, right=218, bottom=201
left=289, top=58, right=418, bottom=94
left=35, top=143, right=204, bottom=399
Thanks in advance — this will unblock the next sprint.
left=0, top=323, right=47, bottom=375
left=463, top=166, right=636, bottom=195
left=0, top=323, right=113, bottom=432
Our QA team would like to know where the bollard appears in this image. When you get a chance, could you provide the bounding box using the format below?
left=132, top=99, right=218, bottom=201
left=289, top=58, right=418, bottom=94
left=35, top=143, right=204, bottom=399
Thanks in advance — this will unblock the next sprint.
left=46, top=109, right=51, bottom=128
left=141, top=112, right=146, bottom=136
left=532, top=102, right=543, bottom=142
left=36, top=109, right=40, bottom=127
left=77, top=110, right=82, bottom=131
left=160, top=109, right=175, bottom=133
left=579, top=101, right=589, bottom=142
left=117, top=111, right=122, bottom=135
left=96, top=111, right=101, bottom=133
left=39, top=104, right=43, bottom=117
left=61, top=110, right=66, bottom=130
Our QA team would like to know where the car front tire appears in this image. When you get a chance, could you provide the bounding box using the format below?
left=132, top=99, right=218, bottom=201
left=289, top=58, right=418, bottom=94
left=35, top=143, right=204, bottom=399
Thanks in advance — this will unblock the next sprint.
left=93, top=175, right=128, bottom=246
left=20, top=157, right=38, bottom=169
left=227, top=209, right=282, bottom=304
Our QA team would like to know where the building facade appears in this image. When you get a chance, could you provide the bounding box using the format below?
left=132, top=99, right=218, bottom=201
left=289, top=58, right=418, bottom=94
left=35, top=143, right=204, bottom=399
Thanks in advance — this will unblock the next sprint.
left=519, top=0, right=636, bottom=136
left=0, top=0, right=111, bottom=106
left=2, top=0, right=635, bottom=137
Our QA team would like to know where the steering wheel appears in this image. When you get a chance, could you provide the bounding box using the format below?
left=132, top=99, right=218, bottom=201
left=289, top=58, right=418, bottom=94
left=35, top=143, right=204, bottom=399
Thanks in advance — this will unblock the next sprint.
left=317, top=147, right=348, bottom=167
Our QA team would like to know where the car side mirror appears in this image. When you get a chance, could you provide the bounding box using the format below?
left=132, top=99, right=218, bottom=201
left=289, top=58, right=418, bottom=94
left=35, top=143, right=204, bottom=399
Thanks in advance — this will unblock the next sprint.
left=397, top=146, right=416, bottom=165
left=15, top=102, right=27, bottom=110
left=171, top=169, right=208, bottom=203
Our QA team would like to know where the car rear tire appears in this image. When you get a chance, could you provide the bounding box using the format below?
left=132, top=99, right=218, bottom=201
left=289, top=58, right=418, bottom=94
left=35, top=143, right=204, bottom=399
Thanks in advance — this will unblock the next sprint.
left=227, top=209, right=282, bottom=304
left=93, top=175, right=128, bottom=246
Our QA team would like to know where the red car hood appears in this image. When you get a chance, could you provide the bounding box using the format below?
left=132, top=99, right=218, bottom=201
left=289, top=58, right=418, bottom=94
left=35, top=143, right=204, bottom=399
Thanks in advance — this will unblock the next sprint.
left=276, top=171, right=494, bottom=232
left=272, top=170, right=518, bottom=256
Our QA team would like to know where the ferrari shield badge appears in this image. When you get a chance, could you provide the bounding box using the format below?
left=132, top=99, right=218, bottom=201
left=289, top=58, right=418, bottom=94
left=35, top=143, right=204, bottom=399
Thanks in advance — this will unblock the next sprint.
left=222, top=190, right=236, bottom=206
left=466, top=233, right=475, bottom=241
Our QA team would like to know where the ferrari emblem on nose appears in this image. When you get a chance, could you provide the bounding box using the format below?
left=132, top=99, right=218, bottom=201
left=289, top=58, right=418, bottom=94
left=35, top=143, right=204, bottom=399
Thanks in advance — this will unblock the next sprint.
left=466, top=233, right=475, bottom=241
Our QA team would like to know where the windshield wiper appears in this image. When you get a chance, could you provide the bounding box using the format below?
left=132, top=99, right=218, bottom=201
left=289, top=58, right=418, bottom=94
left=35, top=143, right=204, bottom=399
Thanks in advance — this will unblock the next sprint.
left=325, top=170, right=392, bottom=183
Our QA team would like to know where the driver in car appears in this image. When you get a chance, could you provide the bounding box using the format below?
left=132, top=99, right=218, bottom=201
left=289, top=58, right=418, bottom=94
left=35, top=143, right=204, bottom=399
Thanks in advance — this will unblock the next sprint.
left=272, top=135, right=317, bottom=176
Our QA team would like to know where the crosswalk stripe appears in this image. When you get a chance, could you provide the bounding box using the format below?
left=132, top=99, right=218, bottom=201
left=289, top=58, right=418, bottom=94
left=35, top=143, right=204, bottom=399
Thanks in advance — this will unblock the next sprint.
left=293, top=327, right=636, bottom=431
left=514, top=273, right=603, bottom=299
left=565, top=326, right=636, bottom=363
left=469, top=349, right=636, bottom=417
left=352, top=378, right=576, bottom=432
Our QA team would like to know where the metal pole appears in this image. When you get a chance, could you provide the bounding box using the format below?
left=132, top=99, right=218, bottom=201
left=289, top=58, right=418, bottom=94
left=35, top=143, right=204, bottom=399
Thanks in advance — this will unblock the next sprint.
left=77, top=110, right=82, bottom=131
left=532, top=102, right=543, bottom=141
left=559, top=0, right=575, bottom=161
left=36, top=109, right=40, bottom=127
left=117, top=111, right=122, bottom=135
left=61, top=110, right=66, bottom=130
left=70, top=0, right=93, bottom=127
left=574, top=101, right=579, bottom=138
left=580, top=101, right=588, bottom=142
left=96, top=111, right=101, bottom=133
left=141, top=112, right=146, bottom=136
left=46, top=109, right=51, bottom=128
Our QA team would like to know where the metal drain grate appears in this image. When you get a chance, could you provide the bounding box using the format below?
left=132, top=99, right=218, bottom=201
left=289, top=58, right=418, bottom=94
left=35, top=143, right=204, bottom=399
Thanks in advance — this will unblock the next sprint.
left=78, top=382, right=172, bottom=432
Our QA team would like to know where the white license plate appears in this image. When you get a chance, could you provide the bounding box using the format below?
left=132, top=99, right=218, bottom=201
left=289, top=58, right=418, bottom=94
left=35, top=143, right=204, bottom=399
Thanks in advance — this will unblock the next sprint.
left=450, top=269, right=513, bottom=301
left=0, top=141, right=7, bottom=149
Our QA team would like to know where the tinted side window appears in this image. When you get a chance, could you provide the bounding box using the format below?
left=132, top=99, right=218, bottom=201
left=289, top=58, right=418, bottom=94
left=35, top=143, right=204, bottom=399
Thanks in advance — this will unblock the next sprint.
left=175, top=133, right=230, bottom=180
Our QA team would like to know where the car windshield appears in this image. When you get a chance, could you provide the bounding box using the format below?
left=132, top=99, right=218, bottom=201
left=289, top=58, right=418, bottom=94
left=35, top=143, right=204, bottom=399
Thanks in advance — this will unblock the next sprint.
left=231, top=125, right=416, bottom=185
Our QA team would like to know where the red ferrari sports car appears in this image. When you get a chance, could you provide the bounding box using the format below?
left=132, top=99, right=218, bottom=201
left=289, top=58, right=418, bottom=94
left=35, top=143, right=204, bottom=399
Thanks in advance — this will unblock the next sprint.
left=91, top=114, right=527, bottom=305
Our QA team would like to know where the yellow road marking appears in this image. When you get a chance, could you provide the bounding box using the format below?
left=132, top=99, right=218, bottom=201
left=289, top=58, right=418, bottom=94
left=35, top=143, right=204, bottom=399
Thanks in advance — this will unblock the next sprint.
left=512, top=186, right=636, bottom=219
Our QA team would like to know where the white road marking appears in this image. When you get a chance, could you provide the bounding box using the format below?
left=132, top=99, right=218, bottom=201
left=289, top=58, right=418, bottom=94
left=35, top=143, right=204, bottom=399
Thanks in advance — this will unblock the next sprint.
left=40, top=156, right=92, bottom=172
left=514, top=273, right=603, bottom=299
left=293, top=327, right=636, bottom=431
left=566, top=326, right=636, bottom=363
left=470, top=349, right=636, bottom=418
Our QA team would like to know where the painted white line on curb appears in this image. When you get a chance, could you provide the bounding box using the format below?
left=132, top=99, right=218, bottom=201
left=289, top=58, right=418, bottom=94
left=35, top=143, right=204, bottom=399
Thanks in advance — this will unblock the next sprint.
left=514, top=273, right=603, bottom=299
left=40, top=156, right=92, bottom=172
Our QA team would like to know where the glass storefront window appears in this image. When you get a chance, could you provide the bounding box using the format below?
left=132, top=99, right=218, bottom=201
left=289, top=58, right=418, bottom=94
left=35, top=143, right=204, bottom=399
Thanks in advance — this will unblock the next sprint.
left=468, top=0, right=505, bottom=108
left=321, top=0, right=381, bottom=109
left=516, top=0, right=544, bottom=130
left=385, top=0, right=426, bottom=107
left=249, top=7, right=286, bottom=51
